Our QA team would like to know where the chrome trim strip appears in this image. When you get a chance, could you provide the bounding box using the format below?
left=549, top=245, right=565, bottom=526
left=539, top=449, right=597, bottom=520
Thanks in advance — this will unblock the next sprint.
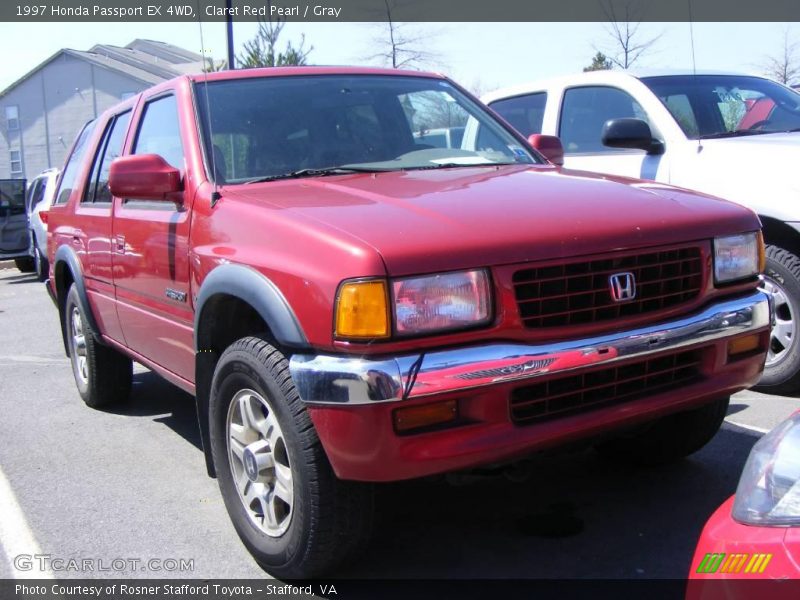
left=289, top=291, right=770, bottom=405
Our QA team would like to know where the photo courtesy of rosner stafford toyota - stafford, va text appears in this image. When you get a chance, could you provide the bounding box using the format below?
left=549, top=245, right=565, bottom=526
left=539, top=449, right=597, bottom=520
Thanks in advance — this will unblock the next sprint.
left=1, top=1, right=800, bottom=599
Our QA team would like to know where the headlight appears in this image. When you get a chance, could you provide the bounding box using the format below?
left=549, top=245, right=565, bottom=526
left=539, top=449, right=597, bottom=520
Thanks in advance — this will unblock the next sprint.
left=713, top=232, right=763, bottom=284
left=393, top=269, right=491, bottom=335
left=732, top=412, right=800, bottom=526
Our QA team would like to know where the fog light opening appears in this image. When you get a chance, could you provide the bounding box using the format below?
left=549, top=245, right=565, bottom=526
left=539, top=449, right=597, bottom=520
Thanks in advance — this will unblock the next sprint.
left=727, top=332, right=767, bottom=360
left=393, top=400, right=458, bottom=434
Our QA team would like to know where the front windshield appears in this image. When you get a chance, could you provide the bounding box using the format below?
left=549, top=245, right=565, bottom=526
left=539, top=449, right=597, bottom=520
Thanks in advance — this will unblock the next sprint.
left=641, top=74, right=800, bottom=139
left=195, top=74, right=536, bottom=184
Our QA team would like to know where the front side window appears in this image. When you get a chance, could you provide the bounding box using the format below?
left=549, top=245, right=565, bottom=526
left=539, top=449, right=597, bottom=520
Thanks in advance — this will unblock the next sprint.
left=559, top=86, right=652, bottom=154
left=54, top=120, right=97, bottom=205
left=641, top=74, right=800, bottom=139
left=133, top=95, right=184, bottom=170
left=195, top=75, right=536, bottom=184
left=490, top=92, right=548, bottom=137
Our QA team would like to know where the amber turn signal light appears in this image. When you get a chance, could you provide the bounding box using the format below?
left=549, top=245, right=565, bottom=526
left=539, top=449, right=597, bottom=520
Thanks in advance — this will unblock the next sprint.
left=334, top=279, right=390, bottom=339
left=393, top=400, right=458, bottom=433
left=757, top=231, right=766, bottom=273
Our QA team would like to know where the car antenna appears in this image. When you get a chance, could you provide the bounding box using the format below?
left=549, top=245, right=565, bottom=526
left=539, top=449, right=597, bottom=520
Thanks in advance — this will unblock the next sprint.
left=195, top=2, right=222, bottom=207
left=687, top=0, right=702, bottom=153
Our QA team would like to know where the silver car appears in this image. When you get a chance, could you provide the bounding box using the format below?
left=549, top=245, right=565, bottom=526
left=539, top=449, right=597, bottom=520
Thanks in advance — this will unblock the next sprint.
left=26, top=168, right=59, bottom=281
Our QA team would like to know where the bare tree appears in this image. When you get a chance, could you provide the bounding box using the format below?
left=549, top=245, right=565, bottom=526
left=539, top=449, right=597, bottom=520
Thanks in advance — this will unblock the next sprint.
left=762, top=27, right=800, bottom=85
left=596, top=0, right=661, bottom=70
left=368, top=0, right=439, bottom=69
left=202, top=57, right=227, bottom=72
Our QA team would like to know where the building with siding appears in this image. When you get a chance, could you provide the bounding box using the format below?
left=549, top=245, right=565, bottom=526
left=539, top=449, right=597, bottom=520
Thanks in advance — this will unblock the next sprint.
left=0, top=39, right=203, bottom=180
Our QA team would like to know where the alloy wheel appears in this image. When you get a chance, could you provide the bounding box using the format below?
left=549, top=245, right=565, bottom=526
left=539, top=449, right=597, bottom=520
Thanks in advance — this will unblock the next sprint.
left=226, top=388, right=293, bottom=537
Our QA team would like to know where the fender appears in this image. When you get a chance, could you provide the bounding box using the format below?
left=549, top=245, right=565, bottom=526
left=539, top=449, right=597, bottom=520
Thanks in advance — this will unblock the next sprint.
left=193, top=263, right=309, bottom=477
left=53, top=245, right=102, bottom=355
left=193, top=263, right=309, bottom=349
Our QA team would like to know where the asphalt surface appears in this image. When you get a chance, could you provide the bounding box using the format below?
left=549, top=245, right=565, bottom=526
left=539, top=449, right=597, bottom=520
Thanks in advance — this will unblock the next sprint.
left=1, top=264, right=799, bottom=580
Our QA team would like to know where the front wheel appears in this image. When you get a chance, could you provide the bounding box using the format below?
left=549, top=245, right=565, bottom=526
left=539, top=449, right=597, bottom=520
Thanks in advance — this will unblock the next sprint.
left=209, top=337, right=373, bottom=579
left=754, top=245, right=800, bottom=395
left=595, top=397, right=729, bottom=466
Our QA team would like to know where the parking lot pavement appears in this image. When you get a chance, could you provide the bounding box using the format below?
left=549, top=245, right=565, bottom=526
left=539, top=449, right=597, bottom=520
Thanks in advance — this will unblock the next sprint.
left=1, top=265, right=798, bottom=580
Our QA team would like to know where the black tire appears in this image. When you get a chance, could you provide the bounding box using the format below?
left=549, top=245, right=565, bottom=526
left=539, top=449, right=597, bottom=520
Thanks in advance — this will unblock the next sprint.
left=753, top=245, right=800, bottom=395
left=14, top=256, right=35, bottom=273
left=64, top=284, right=132, bottom=408
left=595, top=397, right=729, bottom=466
left=209, top=336, right=374, bottom=579
left=33, top=242, right=48, bottom=282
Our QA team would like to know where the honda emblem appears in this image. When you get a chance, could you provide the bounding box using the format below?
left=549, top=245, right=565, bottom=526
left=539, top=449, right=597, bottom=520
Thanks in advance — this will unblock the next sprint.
left=609, top=272, right=636, bottom=302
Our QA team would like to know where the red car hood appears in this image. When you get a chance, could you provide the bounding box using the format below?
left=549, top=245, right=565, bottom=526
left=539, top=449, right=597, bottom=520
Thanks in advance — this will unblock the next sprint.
left=225, top=164, right=758, bottom=276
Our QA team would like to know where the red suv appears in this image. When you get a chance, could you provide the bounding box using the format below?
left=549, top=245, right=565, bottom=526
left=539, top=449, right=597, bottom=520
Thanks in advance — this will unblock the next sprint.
left=46, top=67, right=770, bottom=578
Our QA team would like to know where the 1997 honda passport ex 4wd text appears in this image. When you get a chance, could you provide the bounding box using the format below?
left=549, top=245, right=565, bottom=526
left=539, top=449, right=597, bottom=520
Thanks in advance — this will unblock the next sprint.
left=46, top=66, right=771, bottom=578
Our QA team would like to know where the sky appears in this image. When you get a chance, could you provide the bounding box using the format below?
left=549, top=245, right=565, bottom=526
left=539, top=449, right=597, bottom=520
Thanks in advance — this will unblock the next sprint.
left=0, top=21, right=796, bottom=94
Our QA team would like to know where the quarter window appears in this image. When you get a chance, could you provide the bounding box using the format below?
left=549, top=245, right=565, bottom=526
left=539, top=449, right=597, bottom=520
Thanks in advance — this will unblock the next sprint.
left=490, top=92, right=547, bottom=137
left=559, top=86, right=652, bottom=154
left=133, top=95, right=184, bottom=170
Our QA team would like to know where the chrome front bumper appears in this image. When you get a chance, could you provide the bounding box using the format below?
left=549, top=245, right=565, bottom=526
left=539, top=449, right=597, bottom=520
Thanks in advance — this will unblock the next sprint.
left=289, top=291, right=770, bottom=406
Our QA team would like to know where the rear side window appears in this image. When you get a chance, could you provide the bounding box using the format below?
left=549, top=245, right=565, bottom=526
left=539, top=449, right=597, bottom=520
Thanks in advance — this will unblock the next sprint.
left=558, top=86, right=651, bottom=153
left=133, top=95, right=184, bottom=169
left=54, top=121, right=97, bottom=205
left=490, top=92, right=547, bottom=137
left=82, top=111, right=131, bottom=204
left=26, top=177, right=45, bottom=212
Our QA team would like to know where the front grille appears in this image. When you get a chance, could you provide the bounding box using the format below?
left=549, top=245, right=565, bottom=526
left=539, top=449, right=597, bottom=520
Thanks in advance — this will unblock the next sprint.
left=510, top=349, right=703, bottom=425
left=513, top=247, right=703, bottom=328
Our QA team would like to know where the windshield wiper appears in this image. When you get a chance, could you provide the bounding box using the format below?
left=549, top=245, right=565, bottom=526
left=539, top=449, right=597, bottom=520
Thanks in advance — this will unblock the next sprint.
left=243, top=166, right=393, bottom=184
left=698, top=129, right=769, bottom=140
left=404, top=161, right=516, bottom=171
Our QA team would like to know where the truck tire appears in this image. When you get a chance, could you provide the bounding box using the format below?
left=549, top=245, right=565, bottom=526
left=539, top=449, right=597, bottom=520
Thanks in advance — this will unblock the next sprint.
left=754, top=245, right=800, bottom=395
left=209, top=336, right=374, bottom=579
left=65, top=284, right=132, bottom=408
left=595, top=397, right=729, bottom=466
left=33, top=241, right=48, bottom=282
left=14, top=257, right=35, bottom=273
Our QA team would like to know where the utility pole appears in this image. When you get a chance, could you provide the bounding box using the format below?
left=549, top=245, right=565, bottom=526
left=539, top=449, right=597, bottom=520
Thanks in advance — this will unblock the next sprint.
left=225, top=0, right=235, bottom=69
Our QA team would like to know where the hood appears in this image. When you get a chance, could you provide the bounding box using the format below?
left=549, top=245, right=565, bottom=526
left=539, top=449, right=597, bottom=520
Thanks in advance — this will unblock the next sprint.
left=699, top=132, right=800, bottom=172
left=224, top=165, right=758, bottom=276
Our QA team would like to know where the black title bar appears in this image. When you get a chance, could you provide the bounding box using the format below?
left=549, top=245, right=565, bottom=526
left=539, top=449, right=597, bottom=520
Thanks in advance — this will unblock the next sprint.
left=3, top=0, right=800, bottom=22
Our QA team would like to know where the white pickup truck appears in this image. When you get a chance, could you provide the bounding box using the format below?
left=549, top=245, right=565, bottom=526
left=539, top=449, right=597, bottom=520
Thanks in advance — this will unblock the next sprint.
left=480, top=70, right=800, bottom=393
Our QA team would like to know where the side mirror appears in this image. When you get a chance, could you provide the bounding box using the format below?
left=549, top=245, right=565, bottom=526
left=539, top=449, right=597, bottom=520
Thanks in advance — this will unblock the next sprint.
left=527, top=134, right=565, bottom=166
left=601, top=118, right=664, bottom=155
left=109, top=154, right=183, bottom=201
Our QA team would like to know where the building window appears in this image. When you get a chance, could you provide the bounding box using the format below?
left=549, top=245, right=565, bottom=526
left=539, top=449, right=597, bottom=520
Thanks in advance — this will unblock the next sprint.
left=5, top=105, right=19, bottom=131
left=10, top=149, right=23, bottom=177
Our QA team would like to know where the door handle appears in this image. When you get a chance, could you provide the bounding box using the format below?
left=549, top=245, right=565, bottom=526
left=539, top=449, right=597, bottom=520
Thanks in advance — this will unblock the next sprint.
left=115, top=235, right=125, bottom=253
